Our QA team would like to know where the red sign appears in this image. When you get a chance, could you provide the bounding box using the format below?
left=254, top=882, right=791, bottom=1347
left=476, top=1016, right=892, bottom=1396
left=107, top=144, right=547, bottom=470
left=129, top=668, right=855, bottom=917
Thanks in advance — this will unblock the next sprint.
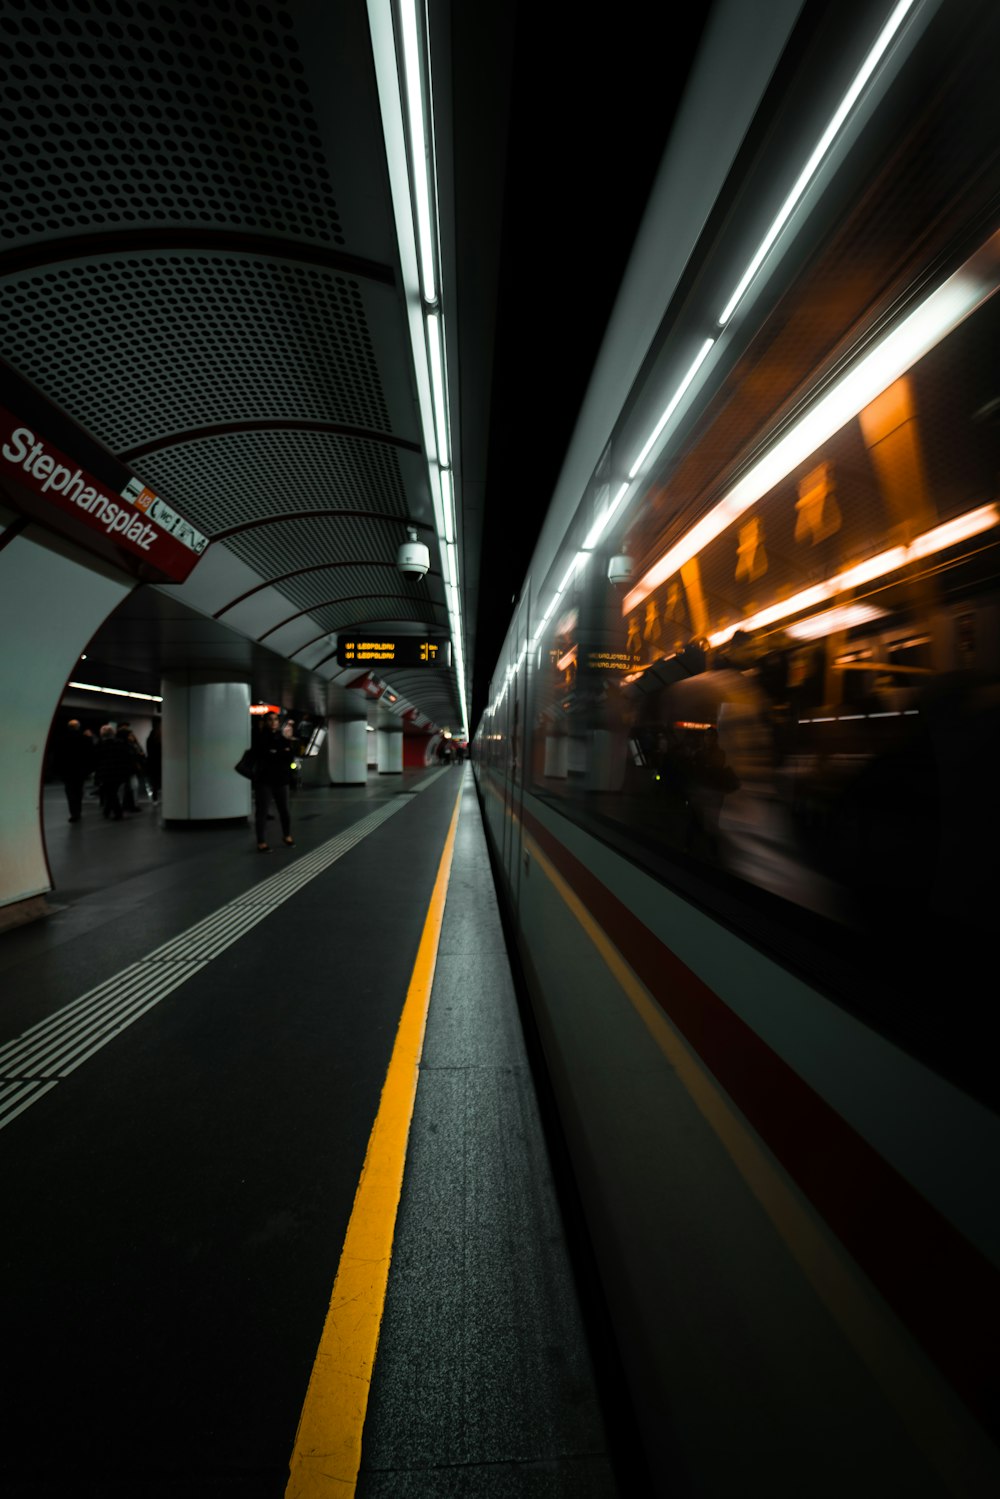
left=249, top=703, right=282, bottom=716
left=0, top=408, right=207, bottom=583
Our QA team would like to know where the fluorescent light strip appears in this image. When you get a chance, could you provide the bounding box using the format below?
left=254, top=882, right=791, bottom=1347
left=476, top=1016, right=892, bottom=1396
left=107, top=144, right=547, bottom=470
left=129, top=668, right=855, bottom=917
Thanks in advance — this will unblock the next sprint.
left=371, top=0, right=459, bottom=732
left=440, top=466, right=455, bottom=545
left=706, top=502, right=999, bottom=647
left=399, top=0, right=436, bottom=303
left=381, top=1, right=465, bottom=728
left=427, top=312, right=450, bottom=466
left=583, top=482, right=631, bottom=551
left=68, top=681, right=163, bottom=703
left=629, top=338, right=715, bottom=480
left=625, top=249, right=998, bottom=615
left=430, top=466, right=446, bottom=540
left=557, top=557, right=578, bottom=594
left=718, top=0, right=918, bottom=327
left=784, top=602, right=886, bottom=641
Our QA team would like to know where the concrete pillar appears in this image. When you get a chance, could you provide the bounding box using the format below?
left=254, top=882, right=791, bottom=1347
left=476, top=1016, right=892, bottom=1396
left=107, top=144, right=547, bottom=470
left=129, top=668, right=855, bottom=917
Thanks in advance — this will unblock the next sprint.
left=161, top=671, right=251, bottom=826
left=327, top=718, right=367, bottom=785
left=567, top=735, right=587, bottom=776
left=0, top=521, right=132, bottom=920
left=377, top=725, right=403, bottom=774
left=586, top=729, right=628, bottom=792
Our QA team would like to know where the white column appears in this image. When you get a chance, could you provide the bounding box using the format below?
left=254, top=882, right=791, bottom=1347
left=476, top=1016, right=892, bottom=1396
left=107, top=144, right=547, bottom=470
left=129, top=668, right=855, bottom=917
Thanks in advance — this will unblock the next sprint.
left=567, top=735, right=587, bottom=776
left=327, top=718, right=367, bottom=784
left=586, top=729, right=628, bottom=791
left=377, top=726, right=403, bottom=774
left=0, top=522, right=132, bottom=917
left=544, top=735, right=568, bottom=778
left=161, top=671, right=251, bottom=824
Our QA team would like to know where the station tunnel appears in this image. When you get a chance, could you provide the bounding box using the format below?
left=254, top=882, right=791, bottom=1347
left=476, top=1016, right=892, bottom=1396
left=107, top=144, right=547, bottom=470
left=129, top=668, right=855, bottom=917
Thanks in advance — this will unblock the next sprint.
left=2, top=2, right=1000, bottom=1496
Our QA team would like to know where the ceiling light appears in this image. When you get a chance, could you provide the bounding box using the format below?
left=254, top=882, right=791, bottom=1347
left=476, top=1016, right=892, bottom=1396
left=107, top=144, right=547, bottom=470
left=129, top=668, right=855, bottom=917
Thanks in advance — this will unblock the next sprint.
left=68, top=682, right=163, bottom=702
left=625, top=237, right=999, bottom=616
left=784, top=603, right=886, bottom=640
left=399, top=0, right=436, bottom=303
left=707, top=501, right=999, bottom=646
left=718, top=0, right=919, bottom=327
left=427, top=311, right=449, bottom=465
left=439, top=466, right=455, bottom=545
left=583, top=482, right=631, bottom=551
left=629, top=337, right=715, bottom=480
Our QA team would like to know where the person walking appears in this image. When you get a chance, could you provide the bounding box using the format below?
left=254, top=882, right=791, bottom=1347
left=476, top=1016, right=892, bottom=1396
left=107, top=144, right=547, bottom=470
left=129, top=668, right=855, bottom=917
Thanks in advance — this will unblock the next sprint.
left=252, top=712, right=296, bottom=852
left=60, top=718, right=93, bottom=822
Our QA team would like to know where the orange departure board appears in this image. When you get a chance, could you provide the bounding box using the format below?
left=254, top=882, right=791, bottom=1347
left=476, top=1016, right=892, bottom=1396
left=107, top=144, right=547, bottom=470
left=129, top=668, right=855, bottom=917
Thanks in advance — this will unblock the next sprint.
left=336, top=637, right=452, bottom=668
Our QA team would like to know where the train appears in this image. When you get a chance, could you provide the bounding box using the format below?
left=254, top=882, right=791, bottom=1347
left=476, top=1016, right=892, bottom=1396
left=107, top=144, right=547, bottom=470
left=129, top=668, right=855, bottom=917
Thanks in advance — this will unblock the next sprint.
left=474, top=1, right=1000, bottom=1492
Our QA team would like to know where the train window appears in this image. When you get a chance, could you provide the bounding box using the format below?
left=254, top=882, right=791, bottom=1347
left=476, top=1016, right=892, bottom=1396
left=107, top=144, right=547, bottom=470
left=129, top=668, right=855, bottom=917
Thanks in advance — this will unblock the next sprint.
left=477, top=8, right=1000, bottom=1096
left=510, top=244, right=999, bottom=1093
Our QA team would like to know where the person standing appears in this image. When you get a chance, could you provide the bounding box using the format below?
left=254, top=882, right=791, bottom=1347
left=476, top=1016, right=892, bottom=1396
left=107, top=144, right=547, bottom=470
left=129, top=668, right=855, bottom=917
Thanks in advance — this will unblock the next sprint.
left=93, top=723, right=133, bottom=821
left=115, top=722, right=145, bottom=812
left=145, top=720, right=162, bottom=801
left=252, top=712, right=296, bottom=852
left=282, top=716, right=302, bottom=790
left=60, top=718, right=93, bottom=823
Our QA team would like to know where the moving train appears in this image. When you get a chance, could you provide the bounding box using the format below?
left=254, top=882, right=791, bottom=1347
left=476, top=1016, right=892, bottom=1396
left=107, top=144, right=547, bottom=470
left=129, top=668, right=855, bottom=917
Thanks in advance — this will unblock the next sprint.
left=474, top=1, right=1000, bottom=1492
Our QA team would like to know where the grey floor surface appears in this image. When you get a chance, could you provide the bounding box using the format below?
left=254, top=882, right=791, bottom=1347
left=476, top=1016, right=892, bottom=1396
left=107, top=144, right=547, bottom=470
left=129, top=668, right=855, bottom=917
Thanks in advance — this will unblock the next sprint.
left=357, top=769, right=622, bottom=1497
left=3, top=769, right=625, bottom=1495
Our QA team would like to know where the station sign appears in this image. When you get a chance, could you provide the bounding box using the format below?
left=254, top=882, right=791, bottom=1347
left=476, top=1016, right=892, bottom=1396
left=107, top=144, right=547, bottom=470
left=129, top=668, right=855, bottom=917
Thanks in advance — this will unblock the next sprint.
left=0, top=365, right=208, bottom=584
left=336, top=636, right=452, bottom=668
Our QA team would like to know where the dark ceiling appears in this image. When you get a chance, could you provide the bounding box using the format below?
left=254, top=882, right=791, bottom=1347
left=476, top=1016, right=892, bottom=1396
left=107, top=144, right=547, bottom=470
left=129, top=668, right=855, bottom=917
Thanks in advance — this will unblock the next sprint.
left=0, top=0, right=711, bottom=734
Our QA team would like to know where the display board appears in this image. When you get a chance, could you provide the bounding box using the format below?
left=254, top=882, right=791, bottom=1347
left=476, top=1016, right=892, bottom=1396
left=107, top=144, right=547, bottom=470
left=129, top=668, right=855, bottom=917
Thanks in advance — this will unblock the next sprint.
left=336, top=637, right=452, bottom=668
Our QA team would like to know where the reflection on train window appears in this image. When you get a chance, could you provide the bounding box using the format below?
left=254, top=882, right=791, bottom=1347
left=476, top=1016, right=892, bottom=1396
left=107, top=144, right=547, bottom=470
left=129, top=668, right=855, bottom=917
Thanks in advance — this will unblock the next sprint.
left=519, top=262, right=998, bottom=1027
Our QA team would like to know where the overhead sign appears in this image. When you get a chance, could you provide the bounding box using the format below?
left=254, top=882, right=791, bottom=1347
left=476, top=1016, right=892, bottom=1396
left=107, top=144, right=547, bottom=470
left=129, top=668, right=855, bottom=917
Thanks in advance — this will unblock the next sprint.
left=0, top=367, right=207, bottom=584
left=336, top=637, right=452, bottom=668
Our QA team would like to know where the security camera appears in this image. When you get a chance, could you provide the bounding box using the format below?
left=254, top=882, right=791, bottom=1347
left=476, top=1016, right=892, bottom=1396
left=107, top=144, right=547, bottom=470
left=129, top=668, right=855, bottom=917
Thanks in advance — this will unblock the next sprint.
left=607, top=554, right=634, bottom=588
left=397, top=526, right=430, bottom=580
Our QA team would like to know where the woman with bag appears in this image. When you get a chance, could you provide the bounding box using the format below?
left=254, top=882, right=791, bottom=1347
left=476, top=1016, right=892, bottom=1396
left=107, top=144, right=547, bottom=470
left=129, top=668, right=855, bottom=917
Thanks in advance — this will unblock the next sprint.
left=246, top=712, right=296, bottom=852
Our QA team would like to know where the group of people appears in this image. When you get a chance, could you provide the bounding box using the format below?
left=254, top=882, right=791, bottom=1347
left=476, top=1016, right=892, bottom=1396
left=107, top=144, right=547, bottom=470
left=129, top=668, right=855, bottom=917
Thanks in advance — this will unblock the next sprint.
left=57, top=711, right=301, bottom=853
left=58, top=718, right=161, bottom=823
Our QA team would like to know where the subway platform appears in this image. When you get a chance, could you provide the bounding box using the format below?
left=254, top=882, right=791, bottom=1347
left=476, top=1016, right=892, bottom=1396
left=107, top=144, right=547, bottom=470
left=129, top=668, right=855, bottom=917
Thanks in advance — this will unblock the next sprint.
left=0, top=765, right=639, bottom=1498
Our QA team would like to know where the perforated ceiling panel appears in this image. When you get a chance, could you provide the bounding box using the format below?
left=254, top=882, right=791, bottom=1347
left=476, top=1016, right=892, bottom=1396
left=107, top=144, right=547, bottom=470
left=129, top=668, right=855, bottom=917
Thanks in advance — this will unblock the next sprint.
left=133, top=429, right=409, bottom=537
left=0, top=0, right=342, bottom=249
left=268, top=565, right=427, bottom=615
left=0, top=256, right=391, bottom=450
left=226, top=514, right=402, bottom=577
left=0, top=0, right=468, bottom=731
left=308, top=597, right=443, bottom=633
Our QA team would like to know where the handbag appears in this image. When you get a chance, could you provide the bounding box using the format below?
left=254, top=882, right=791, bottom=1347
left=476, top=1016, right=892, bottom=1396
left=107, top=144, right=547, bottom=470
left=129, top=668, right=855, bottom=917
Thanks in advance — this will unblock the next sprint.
left=234, top=748, right=256, bottom=779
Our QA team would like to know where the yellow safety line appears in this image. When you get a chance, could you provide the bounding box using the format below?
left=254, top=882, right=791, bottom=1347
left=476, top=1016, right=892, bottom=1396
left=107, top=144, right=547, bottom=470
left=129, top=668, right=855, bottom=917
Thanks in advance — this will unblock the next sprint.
left=285, top=784, right=463, bottom=1498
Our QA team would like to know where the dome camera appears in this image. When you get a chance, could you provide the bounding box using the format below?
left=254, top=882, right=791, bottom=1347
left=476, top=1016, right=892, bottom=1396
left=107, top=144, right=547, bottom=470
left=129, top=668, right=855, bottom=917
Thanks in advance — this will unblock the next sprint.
left=607, top=554, right=634, bottom=588
left=397, top=526, right=430, bottom=580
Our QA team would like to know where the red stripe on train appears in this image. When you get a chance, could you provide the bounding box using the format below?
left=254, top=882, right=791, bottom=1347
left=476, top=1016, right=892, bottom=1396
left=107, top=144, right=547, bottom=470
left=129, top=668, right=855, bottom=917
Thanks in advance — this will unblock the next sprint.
left=520, top=800, right=1000, bottom=1441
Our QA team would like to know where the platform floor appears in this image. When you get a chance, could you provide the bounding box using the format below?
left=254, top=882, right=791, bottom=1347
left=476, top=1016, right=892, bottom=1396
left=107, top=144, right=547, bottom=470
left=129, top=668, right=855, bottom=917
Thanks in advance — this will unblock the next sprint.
left=0, top=768, right=629, bottom=1497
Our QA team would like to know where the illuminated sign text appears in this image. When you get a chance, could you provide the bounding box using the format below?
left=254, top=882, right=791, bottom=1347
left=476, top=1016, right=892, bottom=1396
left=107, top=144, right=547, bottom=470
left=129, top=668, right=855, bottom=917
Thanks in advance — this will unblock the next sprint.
left=336, top=637, right=452, bottom=668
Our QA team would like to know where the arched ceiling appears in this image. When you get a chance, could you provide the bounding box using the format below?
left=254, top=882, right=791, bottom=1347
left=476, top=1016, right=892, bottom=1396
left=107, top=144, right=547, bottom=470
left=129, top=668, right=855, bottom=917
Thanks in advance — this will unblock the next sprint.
left=0, top=0, right=512, bottom=734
